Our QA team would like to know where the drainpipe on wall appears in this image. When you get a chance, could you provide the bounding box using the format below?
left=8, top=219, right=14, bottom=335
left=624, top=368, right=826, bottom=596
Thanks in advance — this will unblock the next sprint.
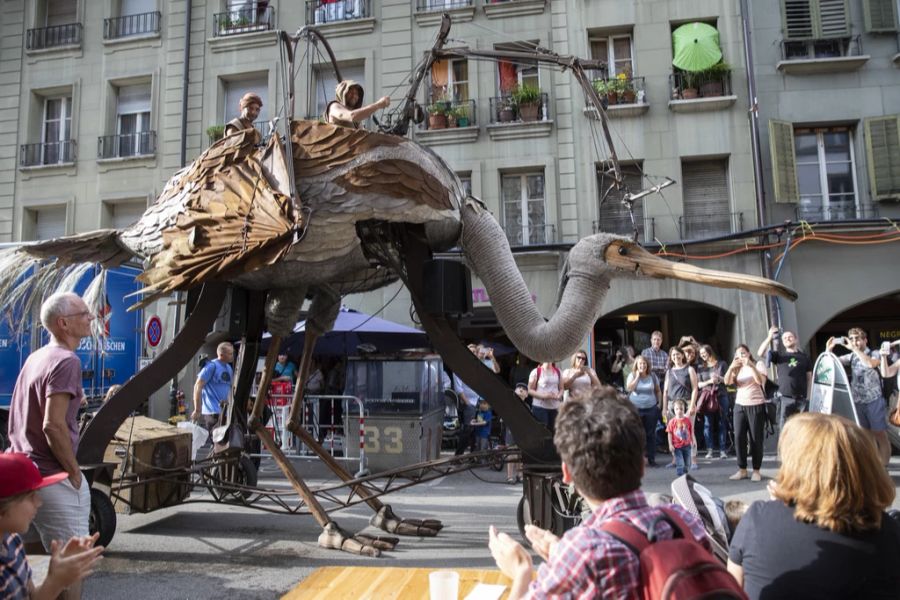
left=171, top=0, right=193, bottom=416
left=739, top=0, right=777, bottom=327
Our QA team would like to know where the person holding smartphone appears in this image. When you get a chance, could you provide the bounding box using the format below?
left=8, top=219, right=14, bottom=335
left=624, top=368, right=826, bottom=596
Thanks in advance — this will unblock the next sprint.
left=827, top=328, right=890, bottom=465
left=757, top=325, right=813, bottom=432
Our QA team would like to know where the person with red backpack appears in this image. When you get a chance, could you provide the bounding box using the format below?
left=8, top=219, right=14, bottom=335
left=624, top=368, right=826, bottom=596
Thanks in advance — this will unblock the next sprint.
left=488, top=389, right=746, bottom=599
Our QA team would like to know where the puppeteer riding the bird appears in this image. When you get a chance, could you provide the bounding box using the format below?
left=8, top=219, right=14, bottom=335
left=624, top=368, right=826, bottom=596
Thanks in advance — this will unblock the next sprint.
left=0, top=16, right=796, bottom=557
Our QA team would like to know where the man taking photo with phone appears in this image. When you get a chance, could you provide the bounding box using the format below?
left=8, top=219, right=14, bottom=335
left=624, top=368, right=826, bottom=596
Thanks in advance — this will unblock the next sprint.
left=757, top=325, right=812, bottom=432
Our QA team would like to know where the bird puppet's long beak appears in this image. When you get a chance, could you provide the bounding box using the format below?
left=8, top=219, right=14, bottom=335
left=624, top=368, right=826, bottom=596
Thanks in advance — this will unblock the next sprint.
left=603, top=239, right=797, bottom=301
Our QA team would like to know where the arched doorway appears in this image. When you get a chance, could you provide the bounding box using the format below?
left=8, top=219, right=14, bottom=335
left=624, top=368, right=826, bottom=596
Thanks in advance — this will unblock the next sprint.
left=593, top=299, right=736, bottom=383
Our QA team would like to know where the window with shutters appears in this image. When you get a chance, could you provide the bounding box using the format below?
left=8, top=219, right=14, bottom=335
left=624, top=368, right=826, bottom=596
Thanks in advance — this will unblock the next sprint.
left=24, top=205, right=67, bottom=241
left=596, top=163, right=650, bottom=241
left=27, top=0, right=81, bottom=49
left=862, top=0, right=898, bottom=31
left=501, top=171, right=551, bottom=246
left=781, top=0, right=859, bottom=60
left=680, top=159, right=735, bottom=239
left=104, top=200, right=147, bottom=229
left=105, top=83, right=154, bottom=158
left=864, top=116, right=900, bottom=201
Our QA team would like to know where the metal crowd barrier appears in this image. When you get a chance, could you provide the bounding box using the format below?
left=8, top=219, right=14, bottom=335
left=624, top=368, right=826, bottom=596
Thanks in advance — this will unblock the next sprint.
left=254, top=385, right=367, bottom=477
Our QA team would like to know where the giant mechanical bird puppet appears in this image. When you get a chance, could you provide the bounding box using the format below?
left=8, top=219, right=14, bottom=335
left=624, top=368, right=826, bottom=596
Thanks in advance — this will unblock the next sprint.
left=0, top=17, right=795, bottom=556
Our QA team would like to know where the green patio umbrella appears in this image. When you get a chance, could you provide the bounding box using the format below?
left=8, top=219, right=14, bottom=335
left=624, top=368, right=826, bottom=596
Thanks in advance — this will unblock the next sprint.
left=672, top=22, right=722, bottom=72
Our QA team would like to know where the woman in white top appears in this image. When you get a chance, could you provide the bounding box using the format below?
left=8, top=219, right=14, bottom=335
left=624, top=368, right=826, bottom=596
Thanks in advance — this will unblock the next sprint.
left=562, top=351, right=602, bottom=402
left=528, top=361, right=563, bottom=432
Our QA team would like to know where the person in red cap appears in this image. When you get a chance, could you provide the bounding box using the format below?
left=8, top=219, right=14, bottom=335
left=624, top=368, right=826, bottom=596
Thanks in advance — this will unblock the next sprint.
left=6, top=292, right=94, bottom=599
left=1, top=453, right=104, bottom=599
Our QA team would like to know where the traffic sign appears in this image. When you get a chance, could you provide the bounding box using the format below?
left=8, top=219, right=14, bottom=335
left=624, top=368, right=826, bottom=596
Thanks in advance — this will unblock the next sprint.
left=146, top=315, right=163, bottom=347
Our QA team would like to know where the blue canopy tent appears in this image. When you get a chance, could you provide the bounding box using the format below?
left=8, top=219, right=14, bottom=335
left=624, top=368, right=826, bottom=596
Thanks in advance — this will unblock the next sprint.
left=260, top=307, right=430, bottom=356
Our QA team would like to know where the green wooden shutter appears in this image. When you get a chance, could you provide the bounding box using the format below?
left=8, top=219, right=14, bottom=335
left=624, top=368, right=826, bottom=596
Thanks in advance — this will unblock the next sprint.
left=864, top=115, right=900, bottom=201
left=863, top=0, right=898, bottom=32
left=783, top=0, right=815, bottom=39
left=769, top=120, right=799, bottom=203
left=782, top=0, right=850, bottom=38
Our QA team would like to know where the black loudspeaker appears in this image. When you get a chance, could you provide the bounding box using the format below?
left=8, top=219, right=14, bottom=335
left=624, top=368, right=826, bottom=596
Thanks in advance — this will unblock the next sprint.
left=185, top=285, right=248, bottom=338
left=423, top=259, right=473, bottom=316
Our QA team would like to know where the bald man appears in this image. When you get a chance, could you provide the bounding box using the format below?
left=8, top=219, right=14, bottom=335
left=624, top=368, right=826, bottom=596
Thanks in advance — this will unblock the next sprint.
left=7, top=291, right=94, bottom=598
left=191, top=342, right=235, bottom=438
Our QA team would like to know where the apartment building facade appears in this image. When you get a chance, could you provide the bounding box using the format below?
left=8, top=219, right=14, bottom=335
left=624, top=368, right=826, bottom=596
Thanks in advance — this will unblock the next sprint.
left=0, top=0, right=897, bottom=401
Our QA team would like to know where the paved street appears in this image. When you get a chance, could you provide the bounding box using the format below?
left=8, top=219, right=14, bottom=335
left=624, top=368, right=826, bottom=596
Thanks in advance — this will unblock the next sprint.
left=29, top=452, right=900, bottom=599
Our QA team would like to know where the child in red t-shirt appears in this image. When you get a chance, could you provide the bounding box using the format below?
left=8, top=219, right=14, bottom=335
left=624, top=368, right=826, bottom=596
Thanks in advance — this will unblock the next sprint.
left=666, top=399, right=694, bottom=476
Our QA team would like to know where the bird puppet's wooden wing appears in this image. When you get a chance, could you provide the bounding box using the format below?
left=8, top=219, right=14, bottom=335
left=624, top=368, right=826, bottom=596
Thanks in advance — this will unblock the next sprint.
left=136, top=128, right=301, bottom=308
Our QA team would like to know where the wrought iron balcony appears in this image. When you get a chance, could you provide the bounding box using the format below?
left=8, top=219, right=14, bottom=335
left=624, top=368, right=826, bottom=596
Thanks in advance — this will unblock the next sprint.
left=503, top=223, right=557, bottom=247
left=20, top=141, right=76, bottom=167
left=590, top=76, right=647, bottom=107
left=98, top=132, right=156, bottom=159
left=213, top=6, right=274, bottom=36
left=420, top=99, right=477, bottom=130
left=307, top=0, right=371, bottom=24
left=26, top=23, right=82, bottom=50
left=669, top=70, right=733, bottom=100
left=795, top=204, right=878, bottom=222
left=489, top=93, right=549, bottom=124
left=781, top=34, right=862, bottom=61
left=592, top=215, right=655, bottom=243
left=415, top=0, right=473, bottom=12
left=103, top=11, right=161, bottom=39
left=678, top=212, right=743, bottom=240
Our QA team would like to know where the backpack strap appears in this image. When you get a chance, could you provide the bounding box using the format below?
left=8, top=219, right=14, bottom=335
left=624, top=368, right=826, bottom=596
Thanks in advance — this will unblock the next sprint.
left=600, top=518, right=651, bottom=555
left=655, top=507, right=692, bottom=541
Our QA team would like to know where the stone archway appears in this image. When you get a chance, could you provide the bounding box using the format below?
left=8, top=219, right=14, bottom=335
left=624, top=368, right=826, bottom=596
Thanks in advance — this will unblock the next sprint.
left=593, top=298, right=737, bottom=383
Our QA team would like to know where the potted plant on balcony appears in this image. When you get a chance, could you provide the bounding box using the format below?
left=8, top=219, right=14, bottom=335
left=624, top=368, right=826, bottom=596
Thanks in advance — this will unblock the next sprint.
left=616, top=73, right=636, bottom=104
left=427, top=103, right=449, bottom=129
left=511, top=83, right=542, bottom=122
left=452, top=105, right=470, bottom=128
left=698, top=61, right=730, bottom=98
left=497, top=97, right=515, bottom=122
left=679, top=70, right=700, bottom=99
left=206, top=125, right=225, bottom=144
left=593, top=79, right=616, bottom=106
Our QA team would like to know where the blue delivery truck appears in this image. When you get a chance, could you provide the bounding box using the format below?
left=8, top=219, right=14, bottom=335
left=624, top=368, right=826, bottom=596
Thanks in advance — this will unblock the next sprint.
left=0, top=263, right=144, bottom=447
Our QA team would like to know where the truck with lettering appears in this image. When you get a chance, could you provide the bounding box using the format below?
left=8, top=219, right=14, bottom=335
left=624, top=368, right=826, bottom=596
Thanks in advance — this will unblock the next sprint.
left=0, top=264, right=143, bottom=448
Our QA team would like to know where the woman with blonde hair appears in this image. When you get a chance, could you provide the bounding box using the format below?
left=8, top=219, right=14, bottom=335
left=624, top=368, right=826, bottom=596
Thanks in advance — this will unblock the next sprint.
left=727, top=413, right=900, bottom=599
left=561, top=350, right=602, bottom=401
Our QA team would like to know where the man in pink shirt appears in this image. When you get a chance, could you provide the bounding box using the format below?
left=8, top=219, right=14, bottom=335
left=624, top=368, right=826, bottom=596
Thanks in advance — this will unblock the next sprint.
left=7, top=291, right=94, bottom=599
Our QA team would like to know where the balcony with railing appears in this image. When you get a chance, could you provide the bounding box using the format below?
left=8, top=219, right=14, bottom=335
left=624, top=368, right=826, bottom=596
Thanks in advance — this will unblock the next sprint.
left=26, top=23, right=82, bottom=51
left=98, top=132, right=156, bottom=160
left=678, top=211, right=744, bottom=240
left=307, top=0, right=372, bottom=25
left=20, top=141, right=76, bottom=168
left=487, top=93, right=552, bottom=141
left=414, top=0, right=475, bottom=25
left=503, top=223, right=557, bottom=247
left=668, top=70, right=736, bottom=113
left=777, top=35, right=869, bottom=74
left=585, top=76, right=648, bottom=119
left=795, top=204, right=879, bottom=222
left=103, top=11, right=161, bottom=40
left=482, top=0, right=547, bottom=19
left=592, top=215, right=655, bottom=244
left=213, top=6, right=274, bottom=36
left=416, top=99, right=478, bottom=146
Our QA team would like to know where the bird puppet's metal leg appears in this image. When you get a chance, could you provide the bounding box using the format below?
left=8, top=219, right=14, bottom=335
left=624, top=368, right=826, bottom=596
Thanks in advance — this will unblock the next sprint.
left=284, top=331, right=442, bottom=538
left=247, top=335, right=397, bottom=557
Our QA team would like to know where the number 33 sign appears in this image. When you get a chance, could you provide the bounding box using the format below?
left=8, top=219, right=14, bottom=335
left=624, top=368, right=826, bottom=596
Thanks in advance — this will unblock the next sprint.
left=364, top=426, right=404, bottom=454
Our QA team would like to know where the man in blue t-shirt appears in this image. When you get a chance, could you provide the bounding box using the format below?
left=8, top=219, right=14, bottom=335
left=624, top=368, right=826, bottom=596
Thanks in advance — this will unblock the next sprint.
left=191, top=342, right=235, bottom=437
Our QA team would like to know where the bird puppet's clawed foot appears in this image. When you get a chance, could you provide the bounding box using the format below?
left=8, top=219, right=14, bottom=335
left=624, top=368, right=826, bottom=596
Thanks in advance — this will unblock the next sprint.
left=370, top=504, right=443, bottom=537
left=317, top=521, right=399, bottom=557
